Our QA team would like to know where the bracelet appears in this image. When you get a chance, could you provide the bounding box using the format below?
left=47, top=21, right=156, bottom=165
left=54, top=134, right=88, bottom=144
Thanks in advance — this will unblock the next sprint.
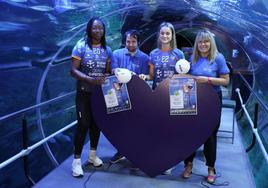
left=208, top=77, right=212, bottom=84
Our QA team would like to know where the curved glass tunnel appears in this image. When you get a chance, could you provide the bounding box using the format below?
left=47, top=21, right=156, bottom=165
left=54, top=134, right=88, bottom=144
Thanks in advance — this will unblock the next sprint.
left=0, top=0, right=268, bottom=188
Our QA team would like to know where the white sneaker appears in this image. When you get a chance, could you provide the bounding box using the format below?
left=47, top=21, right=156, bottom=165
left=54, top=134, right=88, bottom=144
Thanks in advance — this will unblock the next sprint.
left=88, top=150, right=103, bottom=167
left=72, top=158, right=84, bottom=177
left=162, top=167, right=174, bottom=175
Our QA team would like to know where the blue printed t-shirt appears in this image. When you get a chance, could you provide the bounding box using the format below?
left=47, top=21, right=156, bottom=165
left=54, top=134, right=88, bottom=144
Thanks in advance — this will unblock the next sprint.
left=72, top=39, right=112, bottom=92
left=149, top=48, right=185, bottom=89
left=111, top=48, right=149, bottom=74
left=189, top=53, right=230, bottom=92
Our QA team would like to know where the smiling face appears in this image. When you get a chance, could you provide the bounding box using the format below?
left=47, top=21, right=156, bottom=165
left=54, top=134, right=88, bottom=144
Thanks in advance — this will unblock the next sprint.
left=90, top=20, right=104, bottom=44
left=197, top=39, right=211, bottom=56
left=126, top=34, right=138, bottom=53
left=193, top=30, right=218, bottom=61
left=159, top=26, right=172, bottom=45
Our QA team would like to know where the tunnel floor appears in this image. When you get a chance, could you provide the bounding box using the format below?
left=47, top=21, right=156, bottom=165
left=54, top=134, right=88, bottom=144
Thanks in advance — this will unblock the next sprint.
left=33, top=107, right=255, bottom=188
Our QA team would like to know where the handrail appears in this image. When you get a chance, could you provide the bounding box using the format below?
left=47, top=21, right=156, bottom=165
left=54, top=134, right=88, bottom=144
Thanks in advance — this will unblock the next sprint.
left=0, top=91, right=76, bottom=122
left=237, top=72, right=268, bottom=115
left=236, top=88, right=268, bottom=164
left=22, top=116, right=35, bottom=185
left=0, top=91, right=76, bottom=184
left=0, top=120, right=77, bottom=169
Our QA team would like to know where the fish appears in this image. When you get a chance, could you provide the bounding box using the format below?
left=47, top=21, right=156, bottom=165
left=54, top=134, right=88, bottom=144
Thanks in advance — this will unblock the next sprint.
left=56, top=38, right=71, bottom=47
left=0, top=61, right=32, bottom=70
left=0, top=21, right=28, bottom=31
left=7, top=0, right=28, bottom=3
left=29, top=5, right=54, bottom=12
left=54, top=0, right=76, bottom=13
left=22, top=46, right=30, bottom=52
left=45, top=13, right=59, bottom=24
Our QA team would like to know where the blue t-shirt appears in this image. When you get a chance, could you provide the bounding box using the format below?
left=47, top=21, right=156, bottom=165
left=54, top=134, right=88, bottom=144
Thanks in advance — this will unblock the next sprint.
left=72, top=39, right=112, bottom=92
left=149, top=48, right=185, bottom=89
left=190, top=53, right=230, bottom=91
left=111, top=48, right=149, bottom=74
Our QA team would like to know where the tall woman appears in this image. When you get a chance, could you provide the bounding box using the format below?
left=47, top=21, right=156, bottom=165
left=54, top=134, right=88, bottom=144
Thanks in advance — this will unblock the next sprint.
left=148, top=22, right=184, bottom=175
left=148, top=22, right=184, bottom=89
left=70, top=17, right=111, bottom=177
left=182, top=29, right=230, bottom=183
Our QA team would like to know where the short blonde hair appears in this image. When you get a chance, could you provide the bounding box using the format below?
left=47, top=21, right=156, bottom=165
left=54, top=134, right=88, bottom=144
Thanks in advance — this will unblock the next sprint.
left=157, top=22, right=177, bottom=49
left=192, top=29, right=218, bottom=63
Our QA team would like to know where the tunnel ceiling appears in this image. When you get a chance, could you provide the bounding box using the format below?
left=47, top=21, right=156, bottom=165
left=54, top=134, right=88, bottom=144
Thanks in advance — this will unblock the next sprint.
left=0, top=0, right=268, bottom=81
left=1, top=0, right=268, bottom=115
left=1, top=0, right=268, bottom=65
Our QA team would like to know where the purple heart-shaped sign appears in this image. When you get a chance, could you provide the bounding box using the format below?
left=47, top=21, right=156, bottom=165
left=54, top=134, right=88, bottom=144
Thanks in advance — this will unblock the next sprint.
left=91, top=76, right=220, bottom=177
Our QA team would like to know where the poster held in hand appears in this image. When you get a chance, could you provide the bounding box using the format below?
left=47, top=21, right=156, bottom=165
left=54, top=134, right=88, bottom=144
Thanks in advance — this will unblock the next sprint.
left=169, top=77, right=197, bottom=115
left=102, top=75, right=131, bottom=114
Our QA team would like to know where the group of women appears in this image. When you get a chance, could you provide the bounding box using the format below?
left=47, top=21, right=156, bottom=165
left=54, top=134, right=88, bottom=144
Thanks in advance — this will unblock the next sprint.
left=70, top=17, right=230, bottom=184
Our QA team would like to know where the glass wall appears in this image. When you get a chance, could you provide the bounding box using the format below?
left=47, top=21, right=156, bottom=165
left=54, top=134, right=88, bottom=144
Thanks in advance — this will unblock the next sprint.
left=0, top=0, right=268, bottom=187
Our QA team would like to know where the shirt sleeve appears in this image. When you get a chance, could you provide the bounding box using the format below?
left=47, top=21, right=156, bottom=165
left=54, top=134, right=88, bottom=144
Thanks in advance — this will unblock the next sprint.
left=72, top=39, right=84, bottom=60
left=216, top=53, right=230, bottom=75
left=106, top=46, right=112, bottom=60
left=174, top=48, right=185, bottom=60
left=141, top=54, right=150, bottom=74
left=111, top=50, right=120, bottom=72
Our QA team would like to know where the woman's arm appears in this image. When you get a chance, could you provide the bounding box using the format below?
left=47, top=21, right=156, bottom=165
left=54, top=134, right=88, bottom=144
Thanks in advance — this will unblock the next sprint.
left=148, top=63, right=154, bottom=80
left=105, top=58, right=111, bottom=75
left=194, top=74, right=230, bottom=86
left=139, top=62, right=154, bottom=81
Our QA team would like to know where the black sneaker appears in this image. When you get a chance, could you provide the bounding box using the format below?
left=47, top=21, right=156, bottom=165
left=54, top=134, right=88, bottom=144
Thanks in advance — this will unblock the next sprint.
left=110, top=152, right=125, bottom=164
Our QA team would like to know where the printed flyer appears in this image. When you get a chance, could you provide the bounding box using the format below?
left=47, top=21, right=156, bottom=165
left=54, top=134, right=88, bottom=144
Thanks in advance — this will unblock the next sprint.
left=102, top=76, right=131, bottom=114
left=169, top=77, right=197, bottom=115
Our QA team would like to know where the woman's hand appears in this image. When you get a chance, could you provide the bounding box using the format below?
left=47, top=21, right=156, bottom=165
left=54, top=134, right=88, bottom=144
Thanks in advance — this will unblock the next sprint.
left=93, top=77, right=106, bottom=85
left=139, top=74, right=148, bottom=80
left=84, top=76, right=105, bottom=85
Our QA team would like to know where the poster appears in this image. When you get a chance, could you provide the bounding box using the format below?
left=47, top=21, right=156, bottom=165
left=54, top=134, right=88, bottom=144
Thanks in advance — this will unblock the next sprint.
left=102, top=76, right=131, bottom=114
left=169, top=77, right=197, bottom=115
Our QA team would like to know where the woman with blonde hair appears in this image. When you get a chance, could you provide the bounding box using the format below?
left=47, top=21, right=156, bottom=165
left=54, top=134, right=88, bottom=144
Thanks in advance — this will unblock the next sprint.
left=182, top=29, right=230, bottom=183
left=148, top=22, right=185, bottom=89
left=146, top=22, right=185, bottom=175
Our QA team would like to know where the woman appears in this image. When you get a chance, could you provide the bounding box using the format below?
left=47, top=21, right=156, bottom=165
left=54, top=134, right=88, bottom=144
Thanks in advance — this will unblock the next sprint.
left=148, top=22, right=184, bottom=89
left=148, top=22, right=184, bottom=175
left=70, top=17, right=111, bottom=177
left=182, top=29, right=230, bottom=183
